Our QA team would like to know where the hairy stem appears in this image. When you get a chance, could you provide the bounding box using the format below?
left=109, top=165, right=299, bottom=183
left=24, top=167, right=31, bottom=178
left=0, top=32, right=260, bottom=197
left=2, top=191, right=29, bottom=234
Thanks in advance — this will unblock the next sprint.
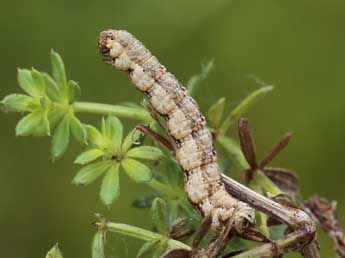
left=252, top=170, right=281, bottom=196
left=232, top=230, right=306, bottom=258
left=73, top=101, right=152, bottom=121
left=103, top=222, right=191, bottom=250
left=221, top=174, right=315, bottom=231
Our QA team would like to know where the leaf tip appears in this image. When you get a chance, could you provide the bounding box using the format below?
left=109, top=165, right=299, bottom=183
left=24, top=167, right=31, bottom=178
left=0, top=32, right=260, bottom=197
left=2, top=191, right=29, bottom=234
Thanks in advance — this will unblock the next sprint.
left=262, top=85, right=274, bottom=92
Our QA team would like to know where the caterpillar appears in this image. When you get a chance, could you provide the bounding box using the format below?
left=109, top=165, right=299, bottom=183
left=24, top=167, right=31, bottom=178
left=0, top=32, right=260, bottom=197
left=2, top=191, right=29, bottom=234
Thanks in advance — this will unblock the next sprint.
left=98, top=30, right=255, bottom=234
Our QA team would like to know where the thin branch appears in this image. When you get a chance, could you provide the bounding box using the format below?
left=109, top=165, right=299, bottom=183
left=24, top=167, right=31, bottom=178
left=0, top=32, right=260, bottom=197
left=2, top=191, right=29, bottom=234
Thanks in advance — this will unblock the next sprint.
left=238, top=118, right=257, bottom=169
left=305, top=195, right=345, bottom=257
left=99, top=221, right=191, bottom=250
left=221, top=174, right=319, bottom=257
left=221, top=174, right=315, bottom=231
left=231, top=230, right=310, bottom=258
left=259, top=132, right=293, bottom=168
left=73, top=101, right=152, bottom=121
left=135, top=124, right=174, bottom=152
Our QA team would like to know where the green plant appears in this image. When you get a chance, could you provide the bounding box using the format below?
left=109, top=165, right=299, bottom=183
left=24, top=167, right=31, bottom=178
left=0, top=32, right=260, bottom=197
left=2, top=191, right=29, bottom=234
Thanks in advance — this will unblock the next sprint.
left=2, top=51, right=342, bottom=258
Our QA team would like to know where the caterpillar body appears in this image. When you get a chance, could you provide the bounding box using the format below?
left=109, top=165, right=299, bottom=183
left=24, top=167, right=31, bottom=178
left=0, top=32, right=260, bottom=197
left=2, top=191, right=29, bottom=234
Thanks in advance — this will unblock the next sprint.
left=98, top=30, right=255, bottom=233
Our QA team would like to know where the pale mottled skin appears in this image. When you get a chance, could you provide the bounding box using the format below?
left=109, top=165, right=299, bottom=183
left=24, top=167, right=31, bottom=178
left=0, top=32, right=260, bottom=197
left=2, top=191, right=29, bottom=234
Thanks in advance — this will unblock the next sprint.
left=98, top=29, right=255, bottom=233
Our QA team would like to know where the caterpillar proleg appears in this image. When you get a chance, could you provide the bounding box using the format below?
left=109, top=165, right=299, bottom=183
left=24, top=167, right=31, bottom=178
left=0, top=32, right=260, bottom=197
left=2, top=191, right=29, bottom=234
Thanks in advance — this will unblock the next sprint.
left=98, top=30, right=255, bottom=233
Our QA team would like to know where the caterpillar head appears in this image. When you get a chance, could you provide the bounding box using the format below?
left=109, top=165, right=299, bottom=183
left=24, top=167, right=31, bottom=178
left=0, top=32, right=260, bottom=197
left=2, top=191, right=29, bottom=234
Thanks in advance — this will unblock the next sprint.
left=98, top=30, right=117, bottom=60
left=98, top=30, right=133, bottom=56
left=98, top=30, right=135, bottom=71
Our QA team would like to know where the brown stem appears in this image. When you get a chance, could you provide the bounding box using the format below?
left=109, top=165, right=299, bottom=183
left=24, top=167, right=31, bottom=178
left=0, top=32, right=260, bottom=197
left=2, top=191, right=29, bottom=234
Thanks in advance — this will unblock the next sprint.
left=259, top=132, right=293, bottom=168
left=135, top=125, right=174, bottom=152
left=221, top=174, right=319, bottom=257
left=305, top=195, right=345, bottom=257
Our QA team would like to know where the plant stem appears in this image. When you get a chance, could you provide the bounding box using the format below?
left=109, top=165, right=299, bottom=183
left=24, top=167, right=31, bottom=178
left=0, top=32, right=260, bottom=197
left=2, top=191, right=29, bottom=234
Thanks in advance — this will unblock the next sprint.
left=73, top=101, right=152, bottom=121
left=221, top=174, right=316, bottom=231
left=250, top=182, right=269, bottom=237
left=252, top=170, right=281, bottom=196
left=105, top=222, right=191, bottom=250
left=232, top=230, right=306, bottom=258
left=219, top=85, right=273, bottom=135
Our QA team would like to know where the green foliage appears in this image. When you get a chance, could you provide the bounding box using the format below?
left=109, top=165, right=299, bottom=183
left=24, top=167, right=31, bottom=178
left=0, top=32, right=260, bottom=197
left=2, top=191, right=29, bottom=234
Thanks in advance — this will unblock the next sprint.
left=46, top=243, right=63, bottom=258
left=137, top=240, right=161, bottom=258
left=2, top=51, right=299, bottom=258
left=100, top=164, right=121, bottom=206
left=151, top=197, right=169, bottom=235
left=208, top=97, right=225, bottom=129
left=1, top=50, right=151, bottom=162
left=1, top=50, right=87, bottom=160
left=187, top=60, right=214, bottom=97
left=218, top=85, right=273, bottom=135
left=92, top=230, right=106, bottom=258
left=73, top=115, right=163, bottom=205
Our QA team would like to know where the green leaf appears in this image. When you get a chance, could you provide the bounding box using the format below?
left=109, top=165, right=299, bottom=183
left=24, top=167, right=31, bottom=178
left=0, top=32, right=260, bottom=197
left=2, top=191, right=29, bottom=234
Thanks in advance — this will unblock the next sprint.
left=92, top=230, right=105, bottom=258
left=39, top=96, right=49, bottom=110
left=151, top=197, right=168, bottom=235
left=86, top=125, right=105, bottom=147
left=101, top=117, right=106, bottom=136
left=187, top=60, right=214, bottom=97
left=1, top=94, right=36, bottom=112
left=208, top=97, right=225, bottom=129
left=73, top=161, right=111, bottom=185
left=121, top=158, right=152, bottom=183
left=17, top=68, right=41, bottom=97
left=100, top=163, right=120, bottom=205
left=51, top=115, right=70, bottom=159
left=269, top=224, right=288, bottom=240
left=43, top=111, right=51, bottom=136
left=219, top=85, right=273, bottom=135
left=15, top=111, right=49, bottom=136
left=66, top=80, right=81, bottom=103
left=122, top=129, right=142, bottom=153
left=74, top=149, right=104, bottom=165
left=230, top=236, right=247, bottom=250
left=48, top=108, right=66, bottom=130
left=46, top=243, right=63, bottom=258
left=69, top=112, right=87, bottom=144
left=256, top=211, right=269, bottom=236
left=50, top=49, right=67, bottom=92
left=104, top=116, right=123, bottom=151
left=43, top=73, right=63, bottom=101
left=126, top=146, right=164, bottom=160
left=31, top=68, right=45, bottom=95
left=152, top=242, right=168, bottom=258
left=137, top=240, right=160, bottom=258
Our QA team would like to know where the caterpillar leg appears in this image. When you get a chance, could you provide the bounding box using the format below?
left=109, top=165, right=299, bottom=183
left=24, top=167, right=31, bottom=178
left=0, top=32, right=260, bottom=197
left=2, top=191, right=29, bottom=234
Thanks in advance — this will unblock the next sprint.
left=161, top=214, right=233, bottom=258
left=203, top=215, right=236, bottom=258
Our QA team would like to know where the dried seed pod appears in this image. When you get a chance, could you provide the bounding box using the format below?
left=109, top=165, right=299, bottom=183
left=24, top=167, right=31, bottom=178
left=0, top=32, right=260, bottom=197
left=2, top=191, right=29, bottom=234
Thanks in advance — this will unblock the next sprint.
left=98, top=29, right=255, bottom=233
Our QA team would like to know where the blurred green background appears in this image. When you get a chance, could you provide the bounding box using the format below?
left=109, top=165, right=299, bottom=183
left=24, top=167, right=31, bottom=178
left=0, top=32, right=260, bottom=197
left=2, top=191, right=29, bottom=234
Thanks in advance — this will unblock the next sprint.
left=1, top=0, right=345, bottom=257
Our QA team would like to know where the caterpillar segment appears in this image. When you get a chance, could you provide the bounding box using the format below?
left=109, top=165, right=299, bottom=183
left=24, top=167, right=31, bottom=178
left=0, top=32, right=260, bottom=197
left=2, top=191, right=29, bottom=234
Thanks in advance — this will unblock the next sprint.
left=98, top=29, right=255, bottom=233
